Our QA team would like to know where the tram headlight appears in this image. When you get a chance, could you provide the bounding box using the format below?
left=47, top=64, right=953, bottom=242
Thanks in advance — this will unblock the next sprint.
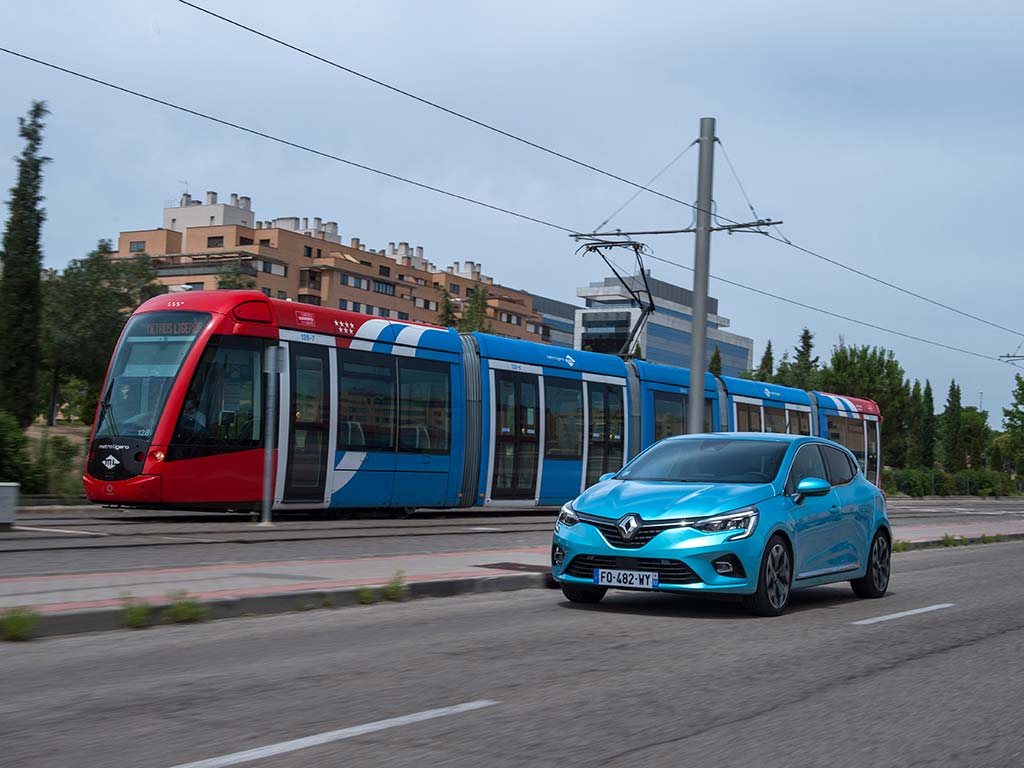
left=148, top=449, right=165, bottom=463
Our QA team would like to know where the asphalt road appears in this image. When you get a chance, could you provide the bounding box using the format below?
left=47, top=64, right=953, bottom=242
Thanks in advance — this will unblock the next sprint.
left=3, top=497, right=1024, bottom=577
left=2, top=542, right=1022, bottom=768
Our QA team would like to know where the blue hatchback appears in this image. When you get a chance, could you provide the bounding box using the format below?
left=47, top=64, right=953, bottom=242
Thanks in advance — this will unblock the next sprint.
left=551, top=433, right=891, bottom=616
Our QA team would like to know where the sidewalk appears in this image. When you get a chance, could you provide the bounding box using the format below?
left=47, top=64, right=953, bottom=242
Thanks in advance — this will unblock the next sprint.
left=3, top=518, right=1024, bottom=639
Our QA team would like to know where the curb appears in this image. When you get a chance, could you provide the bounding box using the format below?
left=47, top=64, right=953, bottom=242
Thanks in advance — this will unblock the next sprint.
left=894, top=532, right=1024, bottom=551
left=15, top=572, right=558, bottom=640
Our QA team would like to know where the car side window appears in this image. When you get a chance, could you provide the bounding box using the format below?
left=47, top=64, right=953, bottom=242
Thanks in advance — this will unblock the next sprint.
left=823, top=445, right=855, bottom=486
left=787, top=444, right=828, bottom=494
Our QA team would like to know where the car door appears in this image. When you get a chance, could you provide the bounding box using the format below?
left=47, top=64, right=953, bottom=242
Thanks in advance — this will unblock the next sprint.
left=821, top=445, right=869, bottom=569
left=788, top=444, right=843, bottom=579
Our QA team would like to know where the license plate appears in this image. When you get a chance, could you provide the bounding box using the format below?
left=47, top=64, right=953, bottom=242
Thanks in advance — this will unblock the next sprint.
left=593, top=569, right=659, bottom=589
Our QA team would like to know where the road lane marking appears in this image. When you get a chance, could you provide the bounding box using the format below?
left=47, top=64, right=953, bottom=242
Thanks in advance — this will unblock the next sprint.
left=851, top=603, right=956, bottom=625
left=166, top=700, right=498, bottom=768
left=13, top=526, right=107, bottom=536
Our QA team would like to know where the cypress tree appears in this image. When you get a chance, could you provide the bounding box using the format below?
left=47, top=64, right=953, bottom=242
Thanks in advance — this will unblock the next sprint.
left=436, top=286, right=458, bottom=328
left=754, top=340, right=773, bottom=382
left=906, top=380, right=924, bottom=468
left=708, top=345, right=722, bottom=376
left=942, top=380, right=964, bottom=472
left=0, top=101, right=50, bottom=427
left=921, top=380, right=936, bottom=468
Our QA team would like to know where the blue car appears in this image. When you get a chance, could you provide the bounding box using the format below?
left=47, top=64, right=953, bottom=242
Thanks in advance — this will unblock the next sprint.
left=551, top=433, right=891, bottom=616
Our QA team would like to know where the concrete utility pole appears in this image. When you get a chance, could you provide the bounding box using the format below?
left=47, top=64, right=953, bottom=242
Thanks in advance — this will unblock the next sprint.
left=687, top=117, right=716, bottom=434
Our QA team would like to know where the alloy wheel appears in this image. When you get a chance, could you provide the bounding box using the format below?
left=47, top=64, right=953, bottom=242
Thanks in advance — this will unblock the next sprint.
left=765, top=543, right=791, bottom=610
left=871, top=536, right=890, bottom=592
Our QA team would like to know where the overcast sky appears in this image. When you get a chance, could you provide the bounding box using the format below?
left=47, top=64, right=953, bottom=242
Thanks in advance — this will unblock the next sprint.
left=2, top=1, right=1022, bottom=423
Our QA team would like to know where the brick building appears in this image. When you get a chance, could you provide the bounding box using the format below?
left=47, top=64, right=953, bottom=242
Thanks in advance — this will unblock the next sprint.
left=112, top=191, right=546, bottom=341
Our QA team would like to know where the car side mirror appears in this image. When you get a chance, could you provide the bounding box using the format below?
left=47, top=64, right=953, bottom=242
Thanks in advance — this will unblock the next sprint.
left=599, top=472, right=617, bottom=482
left=793, top=476, right=830, bottom=505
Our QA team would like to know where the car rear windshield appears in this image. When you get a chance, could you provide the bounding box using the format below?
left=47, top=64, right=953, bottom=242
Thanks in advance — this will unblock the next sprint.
left=617, top=438, right=788, bottom=484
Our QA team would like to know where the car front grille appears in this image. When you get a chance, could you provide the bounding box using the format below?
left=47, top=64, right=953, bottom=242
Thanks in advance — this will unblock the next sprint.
left=564, top=555, right=702, bottom=585
left=581, top=517, right=665, bottom=548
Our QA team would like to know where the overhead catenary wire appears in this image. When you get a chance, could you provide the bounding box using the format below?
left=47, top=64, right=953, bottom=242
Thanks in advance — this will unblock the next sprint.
left=592, top=140, right=697, bottom=232
left=178, top=0, right=1024, bottom=342
left=1, top=47, right=1017, bottom=370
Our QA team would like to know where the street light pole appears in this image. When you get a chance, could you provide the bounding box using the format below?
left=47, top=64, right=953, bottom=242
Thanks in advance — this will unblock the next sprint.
left=687, top=117, right=716, bottom=434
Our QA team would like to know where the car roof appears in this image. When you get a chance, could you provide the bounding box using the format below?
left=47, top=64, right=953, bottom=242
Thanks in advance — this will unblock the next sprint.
left=664, top=432, right=807, bottom=443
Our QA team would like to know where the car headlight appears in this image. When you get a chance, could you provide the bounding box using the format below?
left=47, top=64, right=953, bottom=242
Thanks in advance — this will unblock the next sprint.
left=557, top=501, right=580, bottom=527
left=691, top=506, right=758, bottom=540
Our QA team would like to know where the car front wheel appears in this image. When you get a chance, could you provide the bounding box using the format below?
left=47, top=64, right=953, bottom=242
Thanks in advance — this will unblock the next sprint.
left=560, top=583, right=608, bottom=604
left=743, top=534, right=793, bottom=617
left=851, top=531, right=890, bottom=598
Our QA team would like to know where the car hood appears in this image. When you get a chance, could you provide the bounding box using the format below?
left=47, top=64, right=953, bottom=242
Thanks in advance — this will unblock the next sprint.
left=574, top=480, right=775, bottom=521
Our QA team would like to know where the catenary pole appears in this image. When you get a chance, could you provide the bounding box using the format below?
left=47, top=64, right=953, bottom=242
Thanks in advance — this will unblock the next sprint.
left=687, top=117, right=716, bottom=434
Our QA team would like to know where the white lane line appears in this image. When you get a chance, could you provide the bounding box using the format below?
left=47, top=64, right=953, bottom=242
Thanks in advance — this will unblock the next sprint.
left=166, top=699, right=499, bottom=768
left=851, top=603, right=956, bottom=626
left=13, top=526, right=107, bottom=536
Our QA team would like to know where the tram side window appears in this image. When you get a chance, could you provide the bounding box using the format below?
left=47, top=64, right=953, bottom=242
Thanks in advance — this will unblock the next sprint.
left=736, top=403, right=762, bottom=432
left=789, top=411, right=811, bottom=436
left=828, top=415, right=867, bottom=473
left=398, top=359, right=450, bottom=454
left=653, top=392, right=685, bottom=442
left=866, top=421, right=879, bottom=484
left=545, top=379, right=583, bottom=459
left=337, top=350, right=394, bottom=451
left=764, top=406, right=787, bottom=434
left=171, top=337, right=263, bottom=453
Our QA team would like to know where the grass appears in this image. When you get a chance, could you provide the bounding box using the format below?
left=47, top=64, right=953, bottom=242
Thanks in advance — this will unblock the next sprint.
left=892, top=540, right=911, bottom=552
left=123, top=601, right=153, bottom=629
left=355, top=587, right=378, bottom=605
left=161, top=592, right=208, bottom=624
left=381, top=571, right=406, bottom=602
left=941, top=533, right=965, bottom=547
left=320, top=595, right=336, bottom=609
left=1, top=607, right=41, bottom=641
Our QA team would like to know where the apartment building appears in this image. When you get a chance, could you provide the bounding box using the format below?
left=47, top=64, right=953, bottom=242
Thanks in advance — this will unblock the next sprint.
left=113, top=192, right=545, bottom=341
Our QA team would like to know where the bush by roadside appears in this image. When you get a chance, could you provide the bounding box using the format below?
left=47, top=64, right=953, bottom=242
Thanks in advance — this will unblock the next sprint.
left=882, top=467, right=1017, bottom=497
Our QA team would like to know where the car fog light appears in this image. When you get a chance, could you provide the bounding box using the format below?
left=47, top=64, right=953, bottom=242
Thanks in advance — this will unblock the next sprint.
left=712, top=555, right=745, bottom=578
left=552, top=545, right=565, bottom=567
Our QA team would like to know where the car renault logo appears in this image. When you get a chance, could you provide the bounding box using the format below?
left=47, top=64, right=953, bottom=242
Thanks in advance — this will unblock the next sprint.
left=102, top=455, right=120, bottom=470
left=617, top=514, right=641, bottom=540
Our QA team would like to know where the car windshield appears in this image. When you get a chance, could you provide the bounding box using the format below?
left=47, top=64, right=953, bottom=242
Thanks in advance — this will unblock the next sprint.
left=616, top=438, right=788, bottom=484
left=93, top=311, right=210, bottom=439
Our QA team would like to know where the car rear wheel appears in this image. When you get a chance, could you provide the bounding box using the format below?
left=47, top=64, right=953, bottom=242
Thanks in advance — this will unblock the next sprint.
left=851, top=531, right=890, bottom=598
left=560, top=583, right=608, bottom=604
left=743, top=534, right=792, bottom=617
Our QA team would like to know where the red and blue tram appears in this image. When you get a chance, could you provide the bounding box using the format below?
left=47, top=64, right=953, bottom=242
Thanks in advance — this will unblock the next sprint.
left=84, top=291, right=882, bottom=510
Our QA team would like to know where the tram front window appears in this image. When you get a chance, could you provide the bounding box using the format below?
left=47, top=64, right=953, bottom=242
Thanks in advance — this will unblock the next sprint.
left=94, top=312, right=209, bottom=439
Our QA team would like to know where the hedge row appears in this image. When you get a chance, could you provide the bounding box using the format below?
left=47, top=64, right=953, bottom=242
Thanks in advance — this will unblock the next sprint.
left=882, top=468, right=1018, bottom=497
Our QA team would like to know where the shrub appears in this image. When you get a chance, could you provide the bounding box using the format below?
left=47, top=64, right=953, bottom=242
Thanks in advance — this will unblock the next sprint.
left=0, top=411, right=32, bottom=485
left=381, top=571, right=406, bottom=602
left=162, top=593, right=208, bottom=624
left=892, top=540, right=911, bottom=552
left=123, top=602, right=153, bottom=629
left=355, top=587, right=378, bottom=605
left=1, top=607, right=41, bottom=641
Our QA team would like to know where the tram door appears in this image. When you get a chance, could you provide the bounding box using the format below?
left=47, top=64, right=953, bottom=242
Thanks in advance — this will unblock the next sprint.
left=586, top=383, right=625, bottom=487
left=491, top=371, right=540, bottom=500
left=284, top=344, right=330, bottom=502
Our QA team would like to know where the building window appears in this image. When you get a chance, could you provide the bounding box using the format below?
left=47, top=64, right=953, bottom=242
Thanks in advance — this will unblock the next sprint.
left=259, top=238, right=271, bottom=246
left=351, top=302, right=361, bottom=313
left=277, top=290, right=288, bottom=300
left=397, top=311, right=409, bottom=321
left=338, top=300, right=348, bottom=310
left=170, top=218, right=176, bottom=228
left=303, top=246, right=313, bottom=257
left=449, top=284, right=460, bottom=295
left=186, top=282, right=204, bottom=292
left=261, top=287, right=271, bottom=297
left=373, top=280, right=396, bottom=296
left=239, top=236, right=253, bottom=246
left=209, top=216, right=215, bottom=225
left=365, top=305, right=374, bottom=315
left=298, top=295, right=321, bottom=306
left=207, top=236, right=224, bottom=248
left=378, top=307, right=390, bottom=318
left=379, top=265, right=391, bottom=277
left=129, top=240, right=145, bottom=253
left=262, top=262, right=273, bottom=273
left=316, top=248, right=322, bottom=258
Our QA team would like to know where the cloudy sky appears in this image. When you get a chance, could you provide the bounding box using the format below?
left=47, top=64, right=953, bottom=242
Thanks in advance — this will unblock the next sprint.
left=2, top=1, right=1022, bottom=422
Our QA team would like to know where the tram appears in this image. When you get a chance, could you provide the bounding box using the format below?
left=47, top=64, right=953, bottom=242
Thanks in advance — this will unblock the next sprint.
left=84, top=291, right=881, bottom=510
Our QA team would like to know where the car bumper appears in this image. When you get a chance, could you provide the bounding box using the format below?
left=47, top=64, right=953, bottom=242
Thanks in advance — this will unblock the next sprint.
left=551, top=518, right=766, bottom=595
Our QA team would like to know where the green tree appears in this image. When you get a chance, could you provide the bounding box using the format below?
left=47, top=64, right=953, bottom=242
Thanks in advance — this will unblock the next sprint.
left=216, top=262, right=256, bottom=290
left=1002, top=373, right=1024, bottom=473
left=960, top=406, right=991, bottom=469
left=457, top=285, right=492, bottom=333
left=0, top=101, right=50, bottom=426
left=40, top=240, right=158, bottom=425
left=436, top=286, right=458, bottom=328
left=941, top=380, right=964, bottom=472
left=817, top=342, right=911, bottom=467
left=905, top=380, right=925, bottom=468
left=921, top=380, right=937, bottom=468
left=774, top=328, right=819, bottom=389
left=754, top=340, right=773, bottom=382
left=708, top=345, right=722, bottom=376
